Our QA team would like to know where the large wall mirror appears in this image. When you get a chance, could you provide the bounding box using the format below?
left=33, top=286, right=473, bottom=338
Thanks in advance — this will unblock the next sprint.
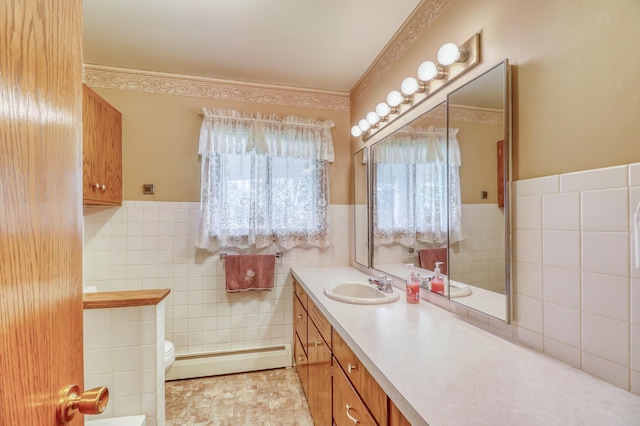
left=361, top=60, right=511, bottom=322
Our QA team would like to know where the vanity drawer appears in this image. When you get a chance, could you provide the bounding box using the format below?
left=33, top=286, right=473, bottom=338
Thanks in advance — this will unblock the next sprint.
left=308, top=300, right=332, bottom=348
left=332, top=329, right=387, bottom=425
left=333, top=358, right=377, bottom=426
left=293, top=278, right=308, bottom=310
left=294, top=333, right=309, bottom=398
left=293, top=296, right=308, bottom=353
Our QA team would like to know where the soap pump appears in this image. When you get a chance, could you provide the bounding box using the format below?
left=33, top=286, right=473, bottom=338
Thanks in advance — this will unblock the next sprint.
left=406, top=264, right=420, bottom=304
left=430, top=262, right=445, bottom=295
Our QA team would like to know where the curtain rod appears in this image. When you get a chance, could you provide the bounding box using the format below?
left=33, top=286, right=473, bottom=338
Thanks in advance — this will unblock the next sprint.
left=198, top=112, right=333, bottom=129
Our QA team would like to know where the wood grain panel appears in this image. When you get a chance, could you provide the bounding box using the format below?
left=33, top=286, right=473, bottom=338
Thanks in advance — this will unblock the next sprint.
left=0, top=0, right=84, bottom=424
left=294, top=334, right=309, bottom=399
left=308, top=301, right=331, bottom=347
left=293, top=296, right=308, bottom=355
left=389, top=399, right=412, bottom=426
left=333, top=360, right=377, bottom=426
left=82, top=84, right=122, bottom=205
left=332, top=330, right=387, bottom=424
left=293, top=278, right=308, bottom=310
left=83, top=289, right=170, bottom=309
left=307, top=322, right=332, bottom=426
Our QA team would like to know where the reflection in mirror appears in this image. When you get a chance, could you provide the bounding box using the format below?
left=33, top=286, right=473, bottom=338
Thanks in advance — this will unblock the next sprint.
left=371, top=102, right=454, bottom=286
left=368, top=60, right=511, bottom=322
left=447, top=60, right=510, bottom=321
left=354, top=148, right=369, bottom=267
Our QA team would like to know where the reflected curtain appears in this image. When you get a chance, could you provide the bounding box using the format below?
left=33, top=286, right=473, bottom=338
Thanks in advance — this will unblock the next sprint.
left=373, top=126, right=463, bottom=247
left=196, top=108, right=335, bottom=251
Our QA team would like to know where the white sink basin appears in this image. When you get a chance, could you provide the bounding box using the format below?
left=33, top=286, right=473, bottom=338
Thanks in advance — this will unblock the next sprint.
left=324, top=282, right=400, bottom=305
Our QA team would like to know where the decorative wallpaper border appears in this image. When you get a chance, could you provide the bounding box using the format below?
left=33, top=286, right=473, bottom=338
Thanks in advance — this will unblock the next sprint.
left=82, top=65, right=350, bottom=111
left=351, top=0, right=454, bottom=100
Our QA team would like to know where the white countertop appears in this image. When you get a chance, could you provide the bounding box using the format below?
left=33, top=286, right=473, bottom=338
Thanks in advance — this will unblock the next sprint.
left=291, top=266, right=640, bottom=426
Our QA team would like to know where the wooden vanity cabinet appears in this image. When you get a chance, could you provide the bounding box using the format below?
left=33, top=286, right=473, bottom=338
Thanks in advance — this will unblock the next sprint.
left=292, top=276, right=411, bottom=425
left=82, top=84, right=122, bottom=206
left=293, top=278, right=332, bottom=425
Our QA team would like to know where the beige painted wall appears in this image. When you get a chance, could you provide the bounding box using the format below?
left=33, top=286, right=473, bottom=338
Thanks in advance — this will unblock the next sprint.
left=350, top=0, right=640, bottom=180
left=452, top=119, right=504, bottom=204
left=91, top=87, right=351, bottom=204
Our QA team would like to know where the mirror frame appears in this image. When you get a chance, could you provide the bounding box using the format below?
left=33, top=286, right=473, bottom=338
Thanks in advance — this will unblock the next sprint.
left=353, top=59, right=512, bottom=322
left=446, top=59, right=512, bottom=323
left=353, top=146, right=371, bottom=268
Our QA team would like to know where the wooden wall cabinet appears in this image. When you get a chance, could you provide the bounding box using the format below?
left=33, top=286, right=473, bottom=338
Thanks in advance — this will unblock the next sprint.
left=82, top=84, right=122, bottom=205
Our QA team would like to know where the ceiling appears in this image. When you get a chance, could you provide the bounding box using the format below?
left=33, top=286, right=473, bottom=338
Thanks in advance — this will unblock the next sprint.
left=83, top=0, right=423, bottom=93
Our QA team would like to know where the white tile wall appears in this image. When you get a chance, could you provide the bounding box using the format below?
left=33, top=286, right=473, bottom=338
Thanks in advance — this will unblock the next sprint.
left=84, top=303, right=165, bottom=426
left=513, top=162, right=640, bottom=396
left=84, top=202, right=350, bottom=357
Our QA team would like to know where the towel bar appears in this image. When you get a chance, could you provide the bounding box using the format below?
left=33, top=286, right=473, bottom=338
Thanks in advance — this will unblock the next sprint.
left=220, top=252, right=282, bottom=260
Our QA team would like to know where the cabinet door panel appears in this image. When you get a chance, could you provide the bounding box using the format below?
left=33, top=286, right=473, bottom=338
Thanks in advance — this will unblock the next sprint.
left=294, top=334, right=309, bottom=398
left=333, top=360, right=377, bottom=426
left=293, top=296, right=308, bottom=354
left=307, top=322, right=332, bottom=426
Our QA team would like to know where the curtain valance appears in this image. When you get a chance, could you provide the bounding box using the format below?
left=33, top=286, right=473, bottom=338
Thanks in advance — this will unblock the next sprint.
left=199, top=108, right=336, bottom=162
left=373, top=126, right=460, bottom=166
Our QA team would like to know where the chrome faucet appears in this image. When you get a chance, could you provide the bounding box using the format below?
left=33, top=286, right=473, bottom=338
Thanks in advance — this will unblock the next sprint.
left=368, top=275, right=395, bottom=293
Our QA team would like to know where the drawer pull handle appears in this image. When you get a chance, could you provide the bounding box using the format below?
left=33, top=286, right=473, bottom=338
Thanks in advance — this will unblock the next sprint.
left=315, top=340, right=323, bottom=347
left=297, top=355, right=304, bottom=362
left=348, top=362, right=357, bottom=373
left=296, top=313, right=303, bottom=319
left=345, top=404, right=359, bottom=424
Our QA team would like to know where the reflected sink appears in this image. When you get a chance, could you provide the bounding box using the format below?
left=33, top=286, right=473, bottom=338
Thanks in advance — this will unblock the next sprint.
left=324, top=282, right=400, bottom=305
left=449, top=282, right=472, bottom=298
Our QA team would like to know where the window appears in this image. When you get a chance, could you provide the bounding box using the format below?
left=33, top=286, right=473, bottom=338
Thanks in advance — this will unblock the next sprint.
left=196, top=109, right=334, bottom=252
left=373, top=126, right=463, bottom=247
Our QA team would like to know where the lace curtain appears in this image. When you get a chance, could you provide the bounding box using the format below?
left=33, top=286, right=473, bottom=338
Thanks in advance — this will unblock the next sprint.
left=373, top=126, right=463, bottom=247
left=196, top=108, right=335, bottom=252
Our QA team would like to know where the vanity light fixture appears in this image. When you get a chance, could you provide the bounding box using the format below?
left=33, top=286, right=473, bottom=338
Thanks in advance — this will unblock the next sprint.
left=437, top=42, right=467, bottom=66
left=375, top=102, right=393, bottom=119
left=366, top=111, right=380, bottom=126
left=417, top=61, right=444, bottom=81
left=352, top=33, right=480, bottom=141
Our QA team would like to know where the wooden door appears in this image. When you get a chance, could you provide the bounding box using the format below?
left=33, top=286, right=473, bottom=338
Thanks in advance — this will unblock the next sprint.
left=307, top=322, right=332, bottom=425
left=1, top=0, right=85, bottom=425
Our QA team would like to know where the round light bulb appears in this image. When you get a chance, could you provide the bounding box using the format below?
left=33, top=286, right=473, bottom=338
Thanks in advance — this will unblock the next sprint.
left=351, top=125, right=363, bottom=137
left=366, top=111, right=380, bottom=126
left=418, top=61, right=439, bottom=81
left=437, top=42, right=461, bottom=66
left=386, top=90, right=403, bottom=107
left=375, top=102, right=391, bottom=117
left=401, top=77, right=419, bottom=95
left=358, top=118, right=371, bottom=132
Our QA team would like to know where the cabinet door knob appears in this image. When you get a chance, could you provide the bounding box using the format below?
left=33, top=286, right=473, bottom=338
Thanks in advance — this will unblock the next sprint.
left=296, top=313, right=303, bottom=319
left=94, top=182, right=100, bottom=189
left=314, top=340, right=323, bottom=347
left=348, top=362, right=357, bottom=373
left=100, top=184, right=106, bottom=191
left=297, top=355, right=304, bottom=362
left=345, top=404, right=359, bottom=424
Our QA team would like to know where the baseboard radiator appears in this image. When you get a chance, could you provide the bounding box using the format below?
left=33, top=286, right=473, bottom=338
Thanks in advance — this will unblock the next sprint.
left=165, top=343, right=292, bottom=381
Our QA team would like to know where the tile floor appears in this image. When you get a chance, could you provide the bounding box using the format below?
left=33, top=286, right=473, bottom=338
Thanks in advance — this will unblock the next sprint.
left=165, top=368, right=314, bottom=425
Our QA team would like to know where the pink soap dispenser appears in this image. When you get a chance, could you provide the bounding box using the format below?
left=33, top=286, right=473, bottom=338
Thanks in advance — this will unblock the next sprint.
left=406, top=264, right=420, bottom=304
left=430, top=262, right=445, bottom=295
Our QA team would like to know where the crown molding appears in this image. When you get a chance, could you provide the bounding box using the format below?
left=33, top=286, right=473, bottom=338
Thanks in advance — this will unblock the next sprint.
left=351, top=0, right=454, bottom=101
left=82, top=64, right=350, bottom=111
left=449, top=105, right=504, bottom=125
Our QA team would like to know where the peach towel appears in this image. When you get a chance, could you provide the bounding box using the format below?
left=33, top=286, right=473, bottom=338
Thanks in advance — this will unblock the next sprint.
left=225, top=254, right=275, bottom=292
left=418, top=248, right=447, bottom=274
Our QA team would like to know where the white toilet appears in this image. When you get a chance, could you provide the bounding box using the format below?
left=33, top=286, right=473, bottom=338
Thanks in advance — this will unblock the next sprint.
left=164, top=340, right=175, bottom=374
